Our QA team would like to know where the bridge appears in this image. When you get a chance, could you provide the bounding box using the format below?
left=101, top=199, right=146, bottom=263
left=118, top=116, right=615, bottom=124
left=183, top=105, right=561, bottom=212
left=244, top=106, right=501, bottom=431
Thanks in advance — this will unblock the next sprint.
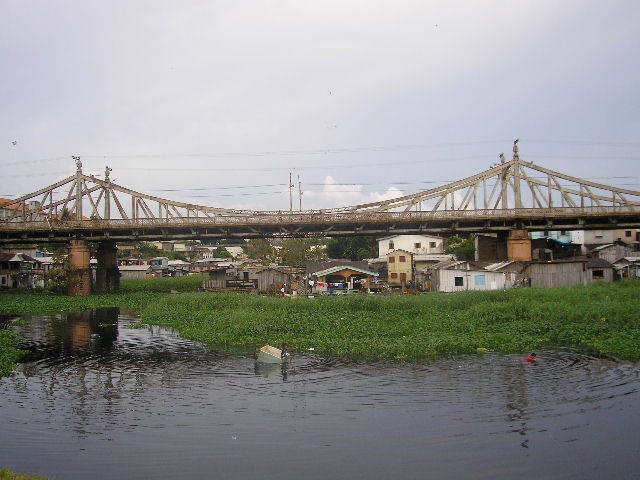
left=2, top=141, right=640, bottom=295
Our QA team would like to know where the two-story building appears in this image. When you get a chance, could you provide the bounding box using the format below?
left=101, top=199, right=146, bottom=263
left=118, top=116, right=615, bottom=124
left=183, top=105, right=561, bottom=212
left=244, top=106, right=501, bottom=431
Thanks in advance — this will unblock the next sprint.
left=377, top=234, right=444, bottom=257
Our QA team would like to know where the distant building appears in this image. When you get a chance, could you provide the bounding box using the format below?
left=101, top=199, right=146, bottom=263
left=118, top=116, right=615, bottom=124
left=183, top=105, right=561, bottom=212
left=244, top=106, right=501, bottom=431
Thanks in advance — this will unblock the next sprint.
left=524, top=258, right=615, bottom=288
left=421, top=260, right=507, bottom=292
left=310, top=265, right=379, bottom=295
left=0, top=253, right=44, bottom=289
left=613, top=257, right=640, bottom=278
left=118, top=265, right=152, bottom=280
left=589, top=242, right=634, bottom=264
left=377, top=234, right=444, bottom=258
left=387, top=249, right=413, bottom=287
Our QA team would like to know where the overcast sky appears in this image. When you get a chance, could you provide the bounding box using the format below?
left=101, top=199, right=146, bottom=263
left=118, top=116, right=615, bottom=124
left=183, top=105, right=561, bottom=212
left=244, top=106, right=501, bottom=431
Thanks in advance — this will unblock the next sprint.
left=2, top=1, right=639, bottom=211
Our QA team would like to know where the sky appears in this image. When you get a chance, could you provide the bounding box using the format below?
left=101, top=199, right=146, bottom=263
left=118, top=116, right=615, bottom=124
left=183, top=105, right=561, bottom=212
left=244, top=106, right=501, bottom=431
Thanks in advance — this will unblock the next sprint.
left=2, top=0, right=639, bottom=211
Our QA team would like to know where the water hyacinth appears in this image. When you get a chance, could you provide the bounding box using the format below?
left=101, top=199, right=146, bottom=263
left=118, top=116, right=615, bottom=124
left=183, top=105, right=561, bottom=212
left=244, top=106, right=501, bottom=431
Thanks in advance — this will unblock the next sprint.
left=0, top=279, right=639, bottom=366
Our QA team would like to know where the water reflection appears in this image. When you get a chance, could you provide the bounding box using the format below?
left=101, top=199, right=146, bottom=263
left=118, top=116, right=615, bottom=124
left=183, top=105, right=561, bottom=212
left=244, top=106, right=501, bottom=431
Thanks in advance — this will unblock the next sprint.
left=1, top=311, right=639, bottom=480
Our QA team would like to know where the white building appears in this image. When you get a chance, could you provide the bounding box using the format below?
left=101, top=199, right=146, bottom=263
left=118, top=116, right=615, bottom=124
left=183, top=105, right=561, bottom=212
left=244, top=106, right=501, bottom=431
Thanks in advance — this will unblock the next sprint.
left=423, top=260, right=507, bottom=292
left=377, top=234, right=444, bottom=258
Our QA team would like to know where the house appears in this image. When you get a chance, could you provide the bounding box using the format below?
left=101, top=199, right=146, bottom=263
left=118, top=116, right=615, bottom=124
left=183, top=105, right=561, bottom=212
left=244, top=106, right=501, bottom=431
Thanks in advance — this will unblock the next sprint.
left=589, top=242, right=634, bottom=264
left=484, top=261, right=526, bottom=288
left=167, top=259, right=191, bottom=276
left=422, top=260, right=506, bottom=292
left=613, top=257, right=640, bottom=278
left=0, top=253, right=44, bottom=289
left=377, top=234, right=444, bottom=257
left=310, top=265, right=379, bottom=295
left=573, top=230, right=639, bottom=251
left=524, top=258, right=615, bottom=288
left=118, top=264, right=152, bottom=280
left=251, top=267, right=294, bottom=294
left=387, top=249, right=413, bottom=287
left=191, top=258, right=233, bottom=273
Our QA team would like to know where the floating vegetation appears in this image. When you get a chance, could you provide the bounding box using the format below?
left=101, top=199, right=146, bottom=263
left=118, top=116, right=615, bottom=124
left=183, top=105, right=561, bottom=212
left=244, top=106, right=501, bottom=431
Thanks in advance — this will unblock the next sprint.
left=0, top=468, right=48, bottom=480
left=1, top=280, right=640, bottom=362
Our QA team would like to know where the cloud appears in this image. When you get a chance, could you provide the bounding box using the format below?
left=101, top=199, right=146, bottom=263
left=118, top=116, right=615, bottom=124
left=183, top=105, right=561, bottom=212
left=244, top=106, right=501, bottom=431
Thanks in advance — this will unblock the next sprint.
left=302, top=176, right=404, bottom=210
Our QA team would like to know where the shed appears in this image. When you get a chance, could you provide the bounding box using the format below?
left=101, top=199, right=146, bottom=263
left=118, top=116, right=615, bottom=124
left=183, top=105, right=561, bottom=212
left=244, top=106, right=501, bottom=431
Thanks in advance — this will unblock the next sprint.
left=428, top=266, right=506, bottom=292
left=585, top=258, right=615, bottom=282
left=118, top=265, right=152, bottom=280
left=613, top=257, right=640, bottom=278
left=251, top=267, right=292, bottom=294
left=311, top=265, right=379, bottom=294
left=590, top=242, right=634, bottom=264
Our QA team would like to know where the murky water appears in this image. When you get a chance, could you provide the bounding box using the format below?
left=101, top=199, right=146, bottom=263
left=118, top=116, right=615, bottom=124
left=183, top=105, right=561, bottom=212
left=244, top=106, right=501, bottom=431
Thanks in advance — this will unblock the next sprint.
left=1, top=308, right=639, bottom=479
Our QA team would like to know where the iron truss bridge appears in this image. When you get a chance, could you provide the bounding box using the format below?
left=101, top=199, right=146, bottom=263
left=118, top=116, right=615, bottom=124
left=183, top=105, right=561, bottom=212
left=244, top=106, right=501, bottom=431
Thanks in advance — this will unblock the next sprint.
left=2, top=143, right=640, bottom=244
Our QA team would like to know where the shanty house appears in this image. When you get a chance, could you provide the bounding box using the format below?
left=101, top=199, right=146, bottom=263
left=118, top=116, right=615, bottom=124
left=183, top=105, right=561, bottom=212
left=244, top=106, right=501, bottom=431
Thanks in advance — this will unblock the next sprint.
left=525, top=258, right=615, bottom=288
left=0, top=252, right=43, bottom=289
left=613, top=257, right=640, bottom=278
left=424, top=260, right=506, bottom=292
left=589, top=242, right=634, bottom=264
left=310, top=265, right=379, bottom=294
left=118, top=264, right=152, bottom=280
left=252, top=267, right=292, bottom=294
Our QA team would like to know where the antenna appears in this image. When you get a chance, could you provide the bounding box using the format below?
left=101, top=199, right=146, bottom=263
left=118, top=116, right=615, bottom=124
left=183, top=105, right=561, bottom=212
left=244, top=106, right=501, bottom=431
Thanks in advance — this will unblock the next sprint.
left=289, top=172, right=293, bottom=213
left=298, top=174, right=302, bottom=211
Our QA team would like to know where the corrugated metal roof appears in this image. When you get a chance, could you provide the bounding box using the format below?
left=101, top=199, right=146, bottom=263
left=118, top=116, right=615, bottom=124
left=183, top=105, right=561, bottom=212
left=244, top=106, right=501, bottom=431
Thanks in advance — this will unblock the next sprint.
left=312, top=265, right=379, bottom=277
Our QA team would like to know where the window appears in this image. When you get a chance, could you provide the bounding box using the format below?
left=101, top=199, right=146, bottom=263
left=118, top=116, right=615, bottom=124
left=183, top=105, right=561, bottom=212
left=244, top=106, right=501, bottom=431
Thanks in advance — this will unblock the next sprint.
left=389, top=241, right=394, bottom=250
left=474, top=274, right=486, bottom=286
left=388, top=256, right=395, bottom=263
left=399, top=256, right=406, bottom=262
left=1, top=276, right=6, bottom=286
left=592, top=270, right=604, bottom=280
left=626, top=230, right=632, bottom=237
left=414, top=243, right=421, bottom=249
left=390, top=273, right=398, bottom=279
left=429, top=242, right=437, bottom=248
left=560, top=230, right=567, bottom=235
left=454, top=276, right=464, bottom=286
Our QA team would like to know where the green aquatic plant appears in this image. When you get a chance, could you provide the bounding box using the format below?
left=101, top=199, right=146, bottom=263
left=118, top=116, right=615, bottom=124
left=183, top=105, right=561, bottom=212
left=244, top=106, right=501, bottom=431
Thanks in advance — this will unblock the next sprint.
left=1, top=280, right=640, bottom=362
left=0, top=468, right=48, bottom=480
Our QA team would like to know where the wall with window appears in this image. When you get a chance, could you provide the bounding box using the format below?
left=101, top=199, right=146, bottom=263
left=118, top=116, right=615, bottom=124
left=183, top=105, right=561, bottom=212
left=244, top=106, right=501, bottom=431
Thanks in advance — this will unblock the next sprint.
left=386, top=250, right=413, bottom=286
left=378, top=235, right=444, bottom=257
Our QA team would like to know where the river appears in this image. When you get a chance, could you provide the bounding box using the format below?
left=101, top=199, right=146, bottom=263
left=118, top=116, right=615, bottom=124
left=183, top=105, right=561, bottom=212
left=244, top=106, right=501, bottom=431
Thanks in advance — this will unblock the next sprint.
left=1, top=308, right=639, bottom=479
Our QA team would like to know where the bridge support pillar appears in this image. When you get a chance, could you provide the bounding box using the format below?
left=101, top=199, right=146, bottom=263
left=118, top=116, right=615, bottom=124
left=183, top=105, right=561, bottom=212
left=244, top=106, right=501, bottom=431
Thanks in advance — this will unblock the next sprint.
left=68, top=239, right=92, bottom=296
left=507, top=229, right=532, bottom=262
left=95, top=241, right=120, bottom=293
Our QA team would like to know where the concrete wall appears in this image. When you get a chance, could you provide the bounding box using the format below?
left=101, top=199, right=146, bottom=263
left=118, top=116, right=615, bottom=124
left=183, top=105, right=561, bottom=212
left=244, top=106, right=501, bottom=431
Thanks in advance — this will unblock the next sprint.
left=434, top=269, right=506, bottom=292
left=387, top=250, right=413, bottom=286
left=378, top=235, right=444, bottom=257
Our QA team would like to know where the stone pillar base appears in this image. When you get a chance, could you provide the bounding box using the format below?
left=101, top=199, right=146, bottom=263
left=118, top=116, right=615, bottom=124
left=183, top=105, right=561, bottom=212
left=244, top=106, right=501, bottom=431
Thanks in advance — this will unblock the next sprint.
left=68, top=239, right=91, bottom=296
left=95, top=241, right=120, bottom=293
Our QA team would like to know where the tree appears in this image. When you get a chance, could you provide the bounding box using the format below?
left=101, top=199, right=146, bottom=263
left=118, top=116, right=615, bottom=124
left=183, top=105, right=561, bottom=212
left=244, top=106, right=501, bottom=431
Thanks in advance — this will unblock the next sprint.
left=245, top=239, right=277, bottom=263
left=280, top=238, right=327, bottom=267
left=211, top=246, right=232, bottom=259
left=445, top=236, right=475, bottom=260
left=326, top=236, right=377, bottom=260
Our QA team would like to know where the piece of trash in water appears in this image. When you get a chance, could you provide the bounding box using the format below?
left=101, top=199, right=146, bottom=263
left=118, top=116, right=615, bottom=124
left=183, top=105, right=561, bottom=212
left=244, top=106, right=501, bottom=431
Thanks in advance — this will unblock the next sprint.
left=257, top=344, right=286, bottom=364
left=308, top=347, right=315, bottom=351
left=476, top=347, right=489, bottom=354
left=231, top=435, right=237, bottom=440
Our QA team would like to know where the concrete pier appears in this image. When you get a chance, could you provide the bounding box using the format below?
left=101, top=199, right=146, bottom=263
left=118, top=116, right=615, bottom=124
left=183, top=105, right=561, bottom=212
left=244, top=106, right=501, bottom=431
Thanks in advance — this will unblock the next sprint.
left=95, top=240, right=120, bottom=293
left=68, top=239, right=91, bottom=296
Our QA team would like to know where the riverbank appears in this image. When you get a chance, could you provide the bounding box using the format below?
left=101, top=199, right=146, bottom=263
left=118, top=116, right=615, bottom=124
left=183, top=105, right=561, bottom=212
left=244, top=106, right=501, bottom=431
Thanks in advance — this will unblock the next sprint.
left=0, top=468, right=47, bottom=480
left=1, top=279, right=639, bottom=364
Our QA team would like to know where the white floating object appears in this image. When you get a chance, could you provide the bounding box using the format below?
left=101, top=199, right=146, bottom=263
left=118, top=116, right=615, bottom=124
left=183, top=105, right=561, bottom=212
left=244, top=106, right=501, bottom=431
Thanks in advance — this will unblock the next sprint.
left=257, top=344, right=284, bottom=364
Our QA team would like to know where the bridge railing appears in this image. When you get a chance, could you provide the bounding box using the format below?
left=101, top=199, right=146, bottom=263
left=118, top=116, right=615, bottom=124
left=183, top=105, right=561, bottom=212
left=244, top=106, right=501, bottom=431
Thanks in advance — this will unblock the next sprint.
left=0, top=205, right=637, bottom=231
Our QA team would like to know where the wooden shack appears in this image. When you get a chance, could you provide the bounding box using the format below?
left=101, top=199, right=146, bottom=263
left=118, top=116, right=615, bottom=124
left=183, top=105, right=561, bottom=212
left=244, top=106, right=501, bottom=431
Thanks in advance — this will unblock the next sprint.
left=251, top=267, right=292, bottom=294
left=525, top=258, right=614, bottom=288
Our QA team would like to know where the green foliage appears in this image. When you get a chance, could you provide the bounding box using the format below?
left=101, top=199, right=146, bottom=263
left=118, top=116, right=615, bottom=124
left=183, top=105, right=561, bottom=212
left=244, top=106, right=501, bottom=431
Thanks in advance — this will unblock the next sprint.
left=211, top=246, right=232, bottom=258
left=245, top=239, right=276, bottom=263
left=326, top=236, right=377, bottom=260
left=59, top=207, right=71, bottom=221
left=445, top=235, right=475, bottom=260
left=280, top=238, right=326, bottom=267
left=0, top=330, right=24, bottom=376
left=120, top=274, right=207, bottom=293
left=2, top=280, right=640, bottom=361
left=0, top=468, right=48, bottom=480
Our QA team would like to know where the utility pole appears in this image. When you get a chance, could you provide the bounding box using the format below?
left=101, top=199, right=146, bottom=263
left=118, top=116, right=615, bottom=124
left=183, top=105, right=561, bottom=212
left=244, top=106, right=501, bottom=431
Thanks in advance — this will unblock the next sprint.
left=298, top=174, right=302, bottom=211
left=289, top=172, right=293, bottom=213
